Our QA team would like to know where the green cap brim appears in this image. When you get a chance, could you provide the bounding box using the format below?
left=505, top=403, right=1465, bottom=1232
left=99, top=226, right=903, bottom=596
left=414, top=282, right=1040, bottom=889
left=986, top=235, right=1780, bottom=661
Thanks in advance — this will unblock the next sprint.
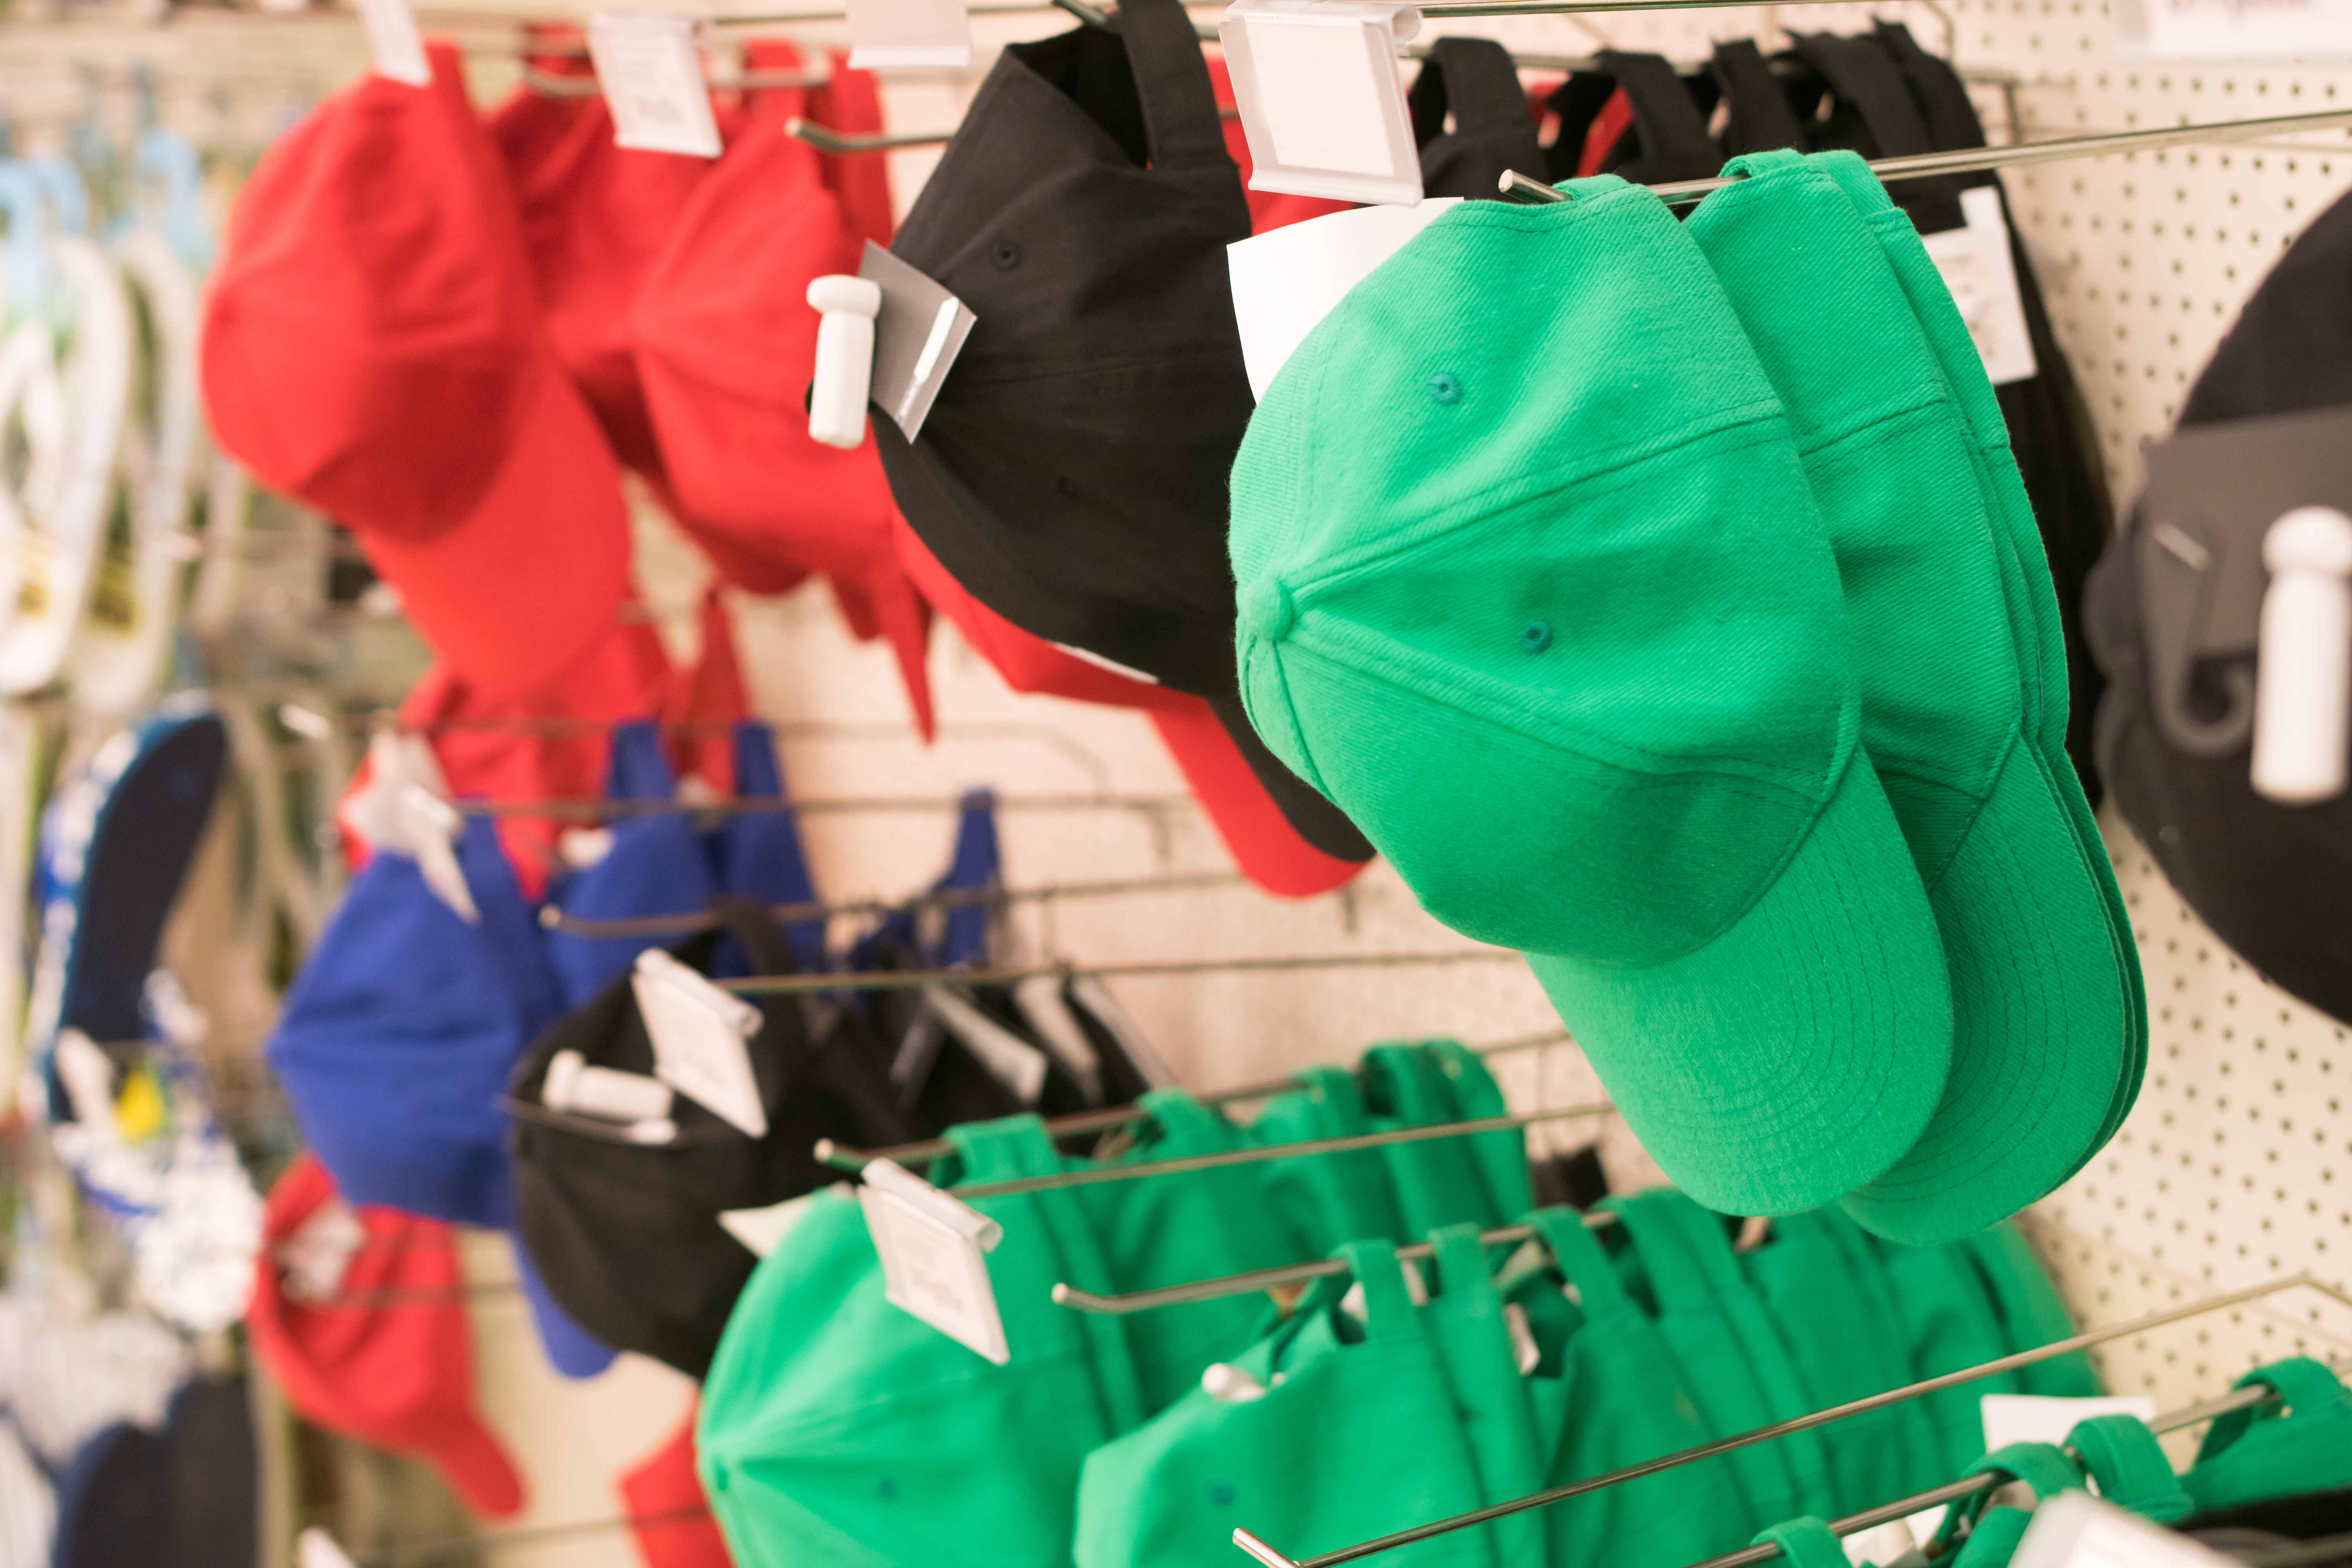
left=1840, top=736, right=2130, bottom=1241
left=1526, top=751, right=1950, bottom=1216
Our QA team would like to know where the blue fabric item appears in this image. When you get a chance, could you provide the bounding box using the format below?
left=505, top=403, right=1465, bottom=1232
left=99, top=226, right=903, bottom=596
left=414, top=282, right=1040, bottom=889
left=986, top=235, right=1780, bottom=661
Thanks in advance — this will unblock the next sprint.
left=269, top=818, right=562, bottom=1230
left=547, top=722, right=717, bottom=1007
left=849, top=790, right=1002, bottom=973
left=710, top=721, right=823, bottom=977
left=513, top=1240, right=618, bottom=1380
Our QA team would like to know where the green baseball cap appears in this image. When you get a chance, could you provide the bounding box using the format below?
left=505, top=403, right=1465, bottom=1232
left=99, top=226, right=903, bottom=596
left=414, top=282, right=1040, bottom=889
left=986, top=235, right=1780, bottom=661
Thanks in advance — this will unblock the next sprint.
left=2183, top=1357, right=2352, bottom=1512
left=1958, top=1222, right=2100, bottom=1397
left=1680, top=149, right=2130, bottom=1243
left=1808, top=149, right=2147, bottom=1185
left=1227, top=177, right=1951, bottom=1217
left=2066, top=1414, right=2192, bottom=1523
left=1866, top=1233, right=2023, bottom=1475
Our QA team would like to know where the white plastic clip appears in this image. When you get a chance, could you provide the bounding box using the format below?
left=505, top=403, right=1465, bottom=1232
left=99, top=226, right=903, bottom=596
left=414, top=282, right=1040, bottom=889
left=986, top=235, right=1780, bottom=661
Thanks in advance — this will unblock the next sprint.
left=807, top=274, right=883, bottom=450
left=2252, top=505, right=2352, bottom=804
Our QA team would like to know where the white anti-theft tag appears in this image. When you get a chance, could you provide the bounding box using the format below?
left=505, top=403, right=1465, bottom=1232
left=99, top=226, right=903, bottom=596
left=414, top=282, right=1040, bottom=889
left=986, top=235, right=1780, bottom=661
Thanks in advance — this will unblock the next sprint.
left=358, top=0, right=431, bottom=86
left=2252, top=506, right=2352, bottom=804
left=632, top=949, right=768, bottom=1137
left=858, top=1159, right=1009, bottom=1363
left=924, top=986, right=1049, bottom=1105
left=2012, top=1492, right=2239, bottom=1568
left=1228, top=199, right=1461, bottom=399
left=1978, top=1393, right=2157, bottom=1453
left=844, top=0, right=972, bottom=69
left=588, top=15, right=723, bottom=158
left=1220, top=0, right=1425, bottom=207
left=808, top=274, right=884, bottom=450
left=1920, top=187, right=2038, bottom=387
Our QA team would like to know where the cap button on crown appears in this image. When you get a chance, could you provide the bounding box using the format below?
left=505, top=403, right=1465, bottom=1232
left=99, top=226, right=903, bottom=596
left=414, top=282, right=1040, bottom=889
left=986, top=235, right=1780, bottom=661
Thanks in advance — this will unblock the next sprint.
left=1240, top=576, right=1296, bottom=643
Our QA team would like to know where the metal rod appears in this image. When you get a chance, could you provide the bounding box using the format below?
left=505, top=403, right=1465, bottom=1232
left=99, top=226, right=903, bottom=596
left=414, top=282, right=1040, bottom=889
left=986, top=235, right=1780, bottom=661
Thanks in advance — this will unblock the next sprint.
left=520, top=64, right=829, bottom=96
left=541, top=869, right=1247, bottom=938
left=829, top=1028, right=1573, bottom=1169
left=1500, top=105, right=2352, bottom=208
left=1233, top=1274, right=2347, bottom=1568
left=348, top=1506, right=713, bottom=1567
left=452, top=791, right=1192, bottom=820
left=1679, top=1377, right=2312, bottom=1568
left=902, top=1102, right=1612, bottom=1199
left=1058, top=1211, right=1624, bottom=1314
left=2238, top=1532, right=2352, bottom=1568
left=721, top=947, right=1519, bottom=996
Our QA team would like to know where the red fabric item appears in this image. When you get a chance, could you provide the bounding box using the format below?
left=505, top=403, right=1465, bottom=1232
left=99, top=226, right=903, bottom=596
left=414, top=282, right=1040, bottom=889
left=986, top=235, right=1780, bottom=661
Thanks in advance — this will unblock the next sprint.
left=634, top=76, right=933, bottom=737
left=894, top=517, right=1367, bottom=897
left=1204, top=56, right=1353, bottom=232
left=1523, top=73, right=1564, bottom=149
left=797, top=47, right=895, bottom=249
left=339, top=612, right=674, bottom=897
left=664, top=586, right=753, bottom=794
left=1577, top=88, right=1636, bottom=177
left=201, top=42, right=631, bottom=700
left=617, top=1407, right=731, bottom=1568
left=247, top=1156, right=526, bottom=1519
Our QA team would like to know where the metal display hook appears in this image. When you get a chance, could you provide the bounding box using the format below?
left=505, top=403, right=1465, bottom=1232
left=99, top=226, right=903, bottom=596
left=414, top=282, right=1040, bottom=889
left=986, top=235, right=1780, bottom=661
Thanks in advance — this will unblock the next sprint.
left=720, top=947, right=1522, bottom=997
left=1232, top=1273, right=2352, bottom=1568
left=449, top=790, right=1196, bottom=820
left=822, top=1026, right=1573, bottom=1169
left=540, top=868, right=1249, bottom=938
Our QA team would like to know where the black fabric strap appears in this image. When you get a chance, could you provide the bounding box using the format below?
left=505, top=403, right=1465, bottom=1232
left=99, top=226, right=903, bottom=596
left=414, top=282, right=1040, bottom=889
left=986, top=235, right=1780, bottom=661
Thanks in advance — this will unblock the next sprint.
left=705, top=893, right=799, bottom=978
left=1118, top=0, right=1234, bottom=172
left=1873, top=23, right=1989, bottom=152
left=1788, top=32, right=1934, bottom=156
left=1596, top=51, right=1719, bottom=183
left=1541, top=72, right=1622, bottom=181
left=1409, top=36, right=1547, bottom=200
left=1709, top=38, right=1807, bottom=155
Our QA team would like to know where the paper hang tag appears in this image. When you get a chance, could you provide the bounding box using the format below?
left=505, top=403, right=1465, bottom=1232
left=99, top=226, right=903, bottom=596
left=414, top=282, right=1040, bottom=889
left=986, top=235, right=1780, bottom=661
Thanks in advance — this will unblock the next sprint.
left=2011, top=1492, right=2240, bottom=1568
left=1221, top=0, right=1425, bottom=207
left=358, top=0, right=430, bottom=85
left=1228, top=200, right=1462, bottom=400
left=858, top=1159, right=1009, bottom=1363
left=1978, top=1392, right=2158, bottom=1453
left=858, top=242, right=977, bottom=442
left=2112, top=0, right=2352, bottom=58
left=588, top=15, right=723, bottom=159
left=399, top=785, right=479, bottom=926
left=1920, top=186, right=2038, bottom=387
left=843, top=0, right=972, bottom=69
left=631, top=949, right=768, bottom=1137
left=925, top=986, right=1049, bottom=1105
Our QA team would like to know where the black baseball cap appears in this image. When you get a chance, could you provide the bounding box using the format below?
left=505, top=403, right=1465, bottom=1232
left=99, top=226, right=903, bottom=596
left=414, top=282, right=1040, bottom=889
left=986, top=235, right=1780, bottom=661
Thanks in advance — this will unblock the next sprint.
left=508, top=898, right=919, bottom=1377
left=1409, top=37, right=1544, bottom=199
left=870, top=0, right=1372, bottom=863
left=2086, top=182, right=2352, bottom=1024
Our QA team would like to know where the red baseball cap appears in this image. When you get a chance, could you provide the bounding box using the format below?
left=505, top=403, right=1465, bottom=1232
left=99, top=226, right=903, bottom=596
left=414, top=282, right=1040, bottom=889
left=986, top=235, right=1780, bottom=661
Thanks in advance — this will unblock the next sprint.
left=202, top=42, right=631, bottom=700
left=617, top=1405, right=731, bottom=1568
left=893, top=514, right=1368, bottom=897
left=245, top=1155, right=526, bottom=1519
left=635, top=78, right=933, bottom=737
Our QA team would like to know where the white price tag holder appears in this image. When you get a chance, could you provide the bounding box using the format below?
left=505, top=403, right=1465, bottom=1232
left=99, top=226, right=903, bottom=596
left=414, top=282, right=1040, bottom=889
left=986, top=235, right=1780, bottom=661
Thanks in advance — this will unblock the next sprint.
left=1920, top=186, right=2038, bottom=387
left=844, top=0, right=972, bottom=68
left=588, top=14, right=722, bottom=158
left=858, top=1158, right=1010, bottom=1363
left=2113, top=0, right=2352, bottom=58
left=358, top=0, right=431, bottom=86
left=2012, top=1492, right=2240, bottom=1568
left=631, top=948, right=768, bottom=1136
left=1979, top=1393, right=2158, bottom=1453
left=924, top=986, right=1050, bottom=1104
left=1220, top=0, right=1425, bottom=206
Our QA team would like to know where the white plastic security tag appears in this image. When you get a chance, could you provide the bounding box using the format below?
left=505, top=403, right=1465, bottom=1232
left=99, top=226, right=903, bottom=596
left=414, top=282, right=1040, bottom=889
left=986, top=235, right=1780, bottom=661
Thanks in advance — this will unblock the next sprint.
left=1978, top=1392, right=2158, bottom=1452
left=1221, top=0, right=1424, bottom=206
left=1920, top=187, right=2038, bottom=387
left=858, top=1158, right=1009, bottom=1362
left=807, top=274, right=883, bottom=450
left=844, top=0, right=971, bottom=69
left=632, top=949, right=768, bottom=1136
left=588, top=15, right=722, bottom=158
left=2252, top=505, right=2352, bottom=803
left=358, top=0, right=430, bottom=86
left=399, top=784, right=479, bottom=925
left=858, top=242, right=977, bottom=441
left=1228, top=200, right=1462, bottom=399
left=923, top=987, right=1049, bottom=1104
left=543, top=1049, right=676, bottom=1124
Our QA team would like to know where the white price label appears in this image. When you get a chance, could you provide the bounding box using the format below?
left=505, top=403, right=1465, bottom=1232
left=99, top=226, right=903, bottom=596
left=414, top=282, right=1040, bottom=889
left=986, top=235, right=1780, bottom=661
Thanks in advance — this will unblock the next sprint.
left=1221, top=0, right=1425, bottom=207
left=1921, top=186, right=2038, bottom=388
left=843, top=0, right=971, bottom=69
left=1228, top=200, right=1462, bottom=399
left=925, top=986, right=1049, bottom=1105
left=588, top=15, right=722, bottom=158
left=859, top=1160, right=1009, bottom=1363
left=358, top=0, right=431, bottom=86
left=1979, top=1393, right=2158, bottom=1453
left=632, top=949, right=768, bottom=1136
left=2114, top=0, right=2352, bottom=57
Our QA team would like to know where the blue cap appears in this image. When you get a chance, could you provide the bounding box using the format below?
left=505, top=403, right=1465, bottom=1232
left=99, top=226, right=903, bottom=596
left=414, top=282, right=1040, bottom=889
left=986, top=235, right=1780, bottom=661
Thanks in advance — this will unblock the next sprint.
left=547, top=721, right=714, bottom=1007
left=710, top=720, right=823, bottom=976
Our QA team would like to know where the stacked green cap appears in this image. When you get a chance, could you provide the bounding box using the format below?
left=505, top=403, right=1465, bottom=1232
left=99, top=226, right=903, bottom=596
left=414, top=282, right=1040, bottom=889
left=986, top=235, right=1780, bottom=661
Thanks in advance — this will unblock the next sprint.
left=1227, top=178, right=1953, bottom=1219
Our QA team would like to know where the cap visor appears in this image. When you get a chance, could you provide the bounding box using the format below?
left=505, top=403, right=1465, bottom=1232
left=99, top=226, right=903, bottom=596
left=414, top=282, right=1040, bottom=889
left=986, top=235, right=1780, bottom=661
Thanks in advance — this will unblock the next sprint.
left=417, top=1408, right=528, bottom=1519
left=364, top=355, right=630, bottom=701
left=1150, top=697, right=1370, bottom=897
left=1526, top=751, right=1951, bottom=1216
left=1839, top=739, right=2129, bottom=1241
left=511, top=1238, right=619, bottom=1381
